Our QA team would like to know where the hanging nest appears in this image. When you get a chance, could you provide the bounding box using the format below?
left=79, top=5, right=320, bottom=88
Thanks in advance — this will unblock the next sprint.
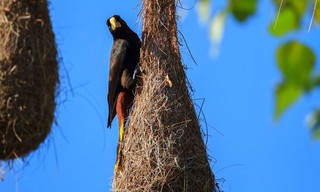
left=112, top=0, right=216, bottom=191
left=0, top=0, right=59, bottom=160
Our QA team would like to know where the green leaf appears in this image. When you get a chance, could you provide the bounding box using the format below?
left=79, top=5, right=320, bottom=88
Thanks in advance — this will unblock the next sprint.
left=274, top=82, right=302, bottom=120
left=273, top=0, right=308, bottom=17
left=314, top=74, right=320, bottom=86
left=290, top=0, right=308, bottom=17
left=270, top=0, right=307, bottom=35
left=313, top=128, right=320, bottom=139
left=315, top=2, right=320, bottom=23
left=307, top=109, right=320, bottom=139
left=229, top=0, right=257, bottom=22
left=269, top=7, right=299, bottom=36
left=198, top=0, right=210, bottom=21
left=276, top=41, right=316, bottom=88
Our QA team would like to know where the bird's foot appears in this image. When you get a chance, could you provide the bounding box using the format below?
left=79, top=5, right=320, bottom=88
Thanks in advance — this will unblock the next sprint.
left=114, top=142, right=123, bottom=174
left=133, top=64, right=144, bottom=80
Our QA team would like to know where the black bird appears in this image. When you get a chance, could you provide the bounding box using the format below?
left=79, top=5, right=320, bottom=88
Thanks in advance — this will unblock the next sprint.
left=106, top=15, right=141, bottom=172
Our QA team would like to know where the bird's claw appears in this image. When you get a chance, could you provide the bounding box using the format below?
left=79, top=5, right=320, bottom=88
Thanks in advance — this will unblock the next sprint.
left=133, top=64, right=144, bottom=80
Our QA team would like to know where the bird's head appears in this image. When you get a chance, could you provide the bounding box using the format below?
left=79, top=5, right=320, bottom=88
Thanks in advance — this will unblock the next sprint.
left=107, top=15, right=129, bottom=38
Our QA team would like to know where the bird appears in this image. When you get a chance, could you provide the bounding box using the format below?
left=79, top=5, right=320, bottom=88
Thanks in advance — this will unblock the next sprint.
left=106, top=15, right=141, bottom=173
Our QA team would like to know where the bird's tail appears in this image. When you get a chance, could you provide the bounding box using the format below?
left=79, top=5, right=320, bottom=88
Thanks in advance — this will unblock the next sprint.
left=114, top=120, right=125, bottom=173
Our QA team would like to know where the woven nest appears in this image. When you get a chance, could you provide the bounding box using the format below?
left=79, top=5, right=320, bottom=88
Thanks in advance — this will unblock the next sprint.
left=0, top=0, right=58, bottom=160
left=112, top=0, right=216, bottom=191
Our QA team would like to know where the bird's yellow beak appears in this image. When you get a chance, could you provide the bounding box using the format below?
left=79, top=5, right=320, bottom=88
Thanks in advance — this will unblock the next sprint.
left=109, top=17, right=121, bottom=31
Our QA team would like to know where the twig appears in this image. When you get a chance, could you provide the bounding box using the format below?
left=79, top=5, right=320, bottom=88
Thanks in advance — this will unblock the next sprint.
left=273, top=0, right=283, bottom=30
left=308, top=0, right=318, bottom=32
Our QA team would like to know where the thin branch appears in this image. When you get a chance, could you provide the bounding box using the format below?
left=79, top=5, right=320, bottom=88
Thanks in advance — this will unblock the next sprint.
left=308, top=0, right=318, bottom=32
left=273, top=0, right=283, bottom=30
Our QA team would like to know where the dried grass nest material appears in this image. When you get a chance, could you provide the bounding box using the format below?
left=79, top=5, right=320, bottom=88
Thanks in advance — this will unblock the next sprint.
left=0, top=0, right=59, bottom=160
left=112, top=0, right=216, bottom=191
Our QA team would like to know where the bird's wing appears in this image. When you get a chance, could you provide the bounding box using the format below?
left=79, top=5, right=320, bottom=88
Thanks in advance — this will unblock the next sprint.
left=107, top=39, right=129, bottom=128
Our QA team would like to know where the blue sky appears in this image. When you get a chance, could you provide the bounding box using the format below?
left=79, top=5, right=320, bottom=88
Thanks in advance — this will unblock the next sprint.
left=1, top=0, right=320, bottom=191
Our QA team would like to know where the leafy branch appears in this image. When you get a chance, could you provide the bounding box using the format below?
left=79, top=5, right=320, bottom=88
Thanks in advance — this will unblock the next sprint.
left=197, top=0, right=320, bottom=138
